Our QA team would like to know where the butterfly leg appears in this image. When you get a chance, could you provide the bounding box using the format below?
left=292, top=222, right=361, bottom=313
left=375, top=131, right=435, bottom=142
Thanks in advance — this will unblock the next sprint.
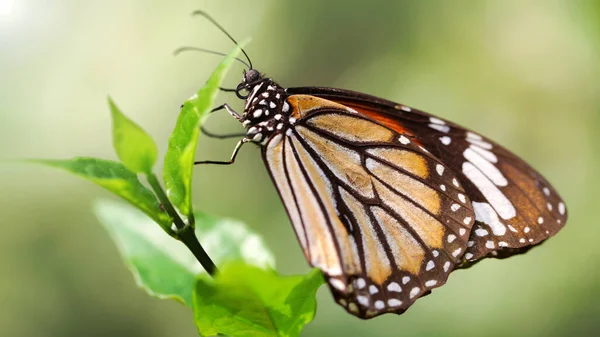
left=194, top=138, right=247, bottom=165
left=199, top=103, right=246, bottom=138
left=200, top=125, right=246, bottom=139
left=211, top=103, right=242, bottom=121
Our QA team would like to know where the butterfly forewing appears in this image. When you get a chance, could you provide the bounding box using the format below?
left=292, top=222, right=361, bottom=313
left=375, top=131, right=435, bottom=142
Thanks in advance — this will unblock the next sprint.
left=262, top=95, right=475, bottom=318
left=287, top=87, right=568, bottom=266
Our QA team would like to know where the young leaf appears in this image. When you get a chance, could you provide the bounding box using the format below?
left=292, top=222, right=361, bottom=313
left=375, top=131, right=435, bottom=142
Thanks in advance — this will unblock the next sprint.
left=32, top=158, right=171, bottom=228
left=163, top=40, right=249, bottom=217
left=94, top=199, right=274, bottom=307
left=194, top=263, right=324, bottom=337
left=109, top=97, right=158, bottom=174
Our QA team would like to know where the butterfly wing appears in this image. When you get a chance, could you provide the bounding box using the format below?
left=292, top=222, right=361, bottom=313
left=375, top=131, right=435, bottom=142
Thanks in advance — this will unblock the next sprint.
left=262, top=95, right=475, bottom=318
left=288, top=86, right=568, bottom=266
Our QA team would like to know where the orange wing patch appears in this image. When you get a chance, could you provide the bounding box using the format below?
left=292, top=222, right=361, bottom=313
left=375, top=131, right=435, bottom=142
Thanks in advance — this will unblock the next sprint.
left=307, top=113, right=395, bottom=143
left=340, top=188, right=392, bottom=285
left=366, top=158, right=441, bottom=215
left=291, top=137, right=361, bottom=276
left=371, top=206, right=425, bottom=275
left=287, top=94, right=355, bottom=119
left=283, top=138, right=343, bottom=276
left=331, top=100, right=415, bottom=139
left=366, top=148, right=429, bottom=179
left=372, top=179, right=445, bottom=249
left=297, top=126, right=375, bottom=198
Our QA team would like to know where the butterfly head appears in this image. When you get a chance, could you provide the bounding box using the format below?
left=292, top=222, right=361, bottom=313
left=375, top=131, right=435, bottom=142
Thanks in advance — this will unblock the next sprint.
left=238, top=71, right=293, bottom=144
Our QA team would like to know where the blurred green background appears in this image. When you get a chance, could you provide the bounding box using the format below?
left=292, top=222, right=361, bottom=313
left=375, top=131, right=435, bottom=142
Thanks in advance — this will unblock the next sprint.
left=1, top=1, right=599, bottom=336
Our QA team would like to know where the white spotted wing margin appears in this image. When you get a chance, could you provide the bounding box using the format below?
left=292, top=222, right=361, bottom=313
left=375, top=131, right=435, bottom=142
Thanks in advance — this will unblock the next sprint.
left=261, top=108, right=476, bottom=319
left=377, top=113, right=568, bottom=267
left=286, top=86, right=568, bottom=268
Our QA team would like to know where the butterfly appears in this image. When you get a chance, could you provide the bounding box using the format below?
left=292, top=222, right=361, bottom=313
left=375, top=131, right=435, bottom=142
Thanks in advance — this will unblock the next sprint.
left=190, top=11, right=568, bottom=319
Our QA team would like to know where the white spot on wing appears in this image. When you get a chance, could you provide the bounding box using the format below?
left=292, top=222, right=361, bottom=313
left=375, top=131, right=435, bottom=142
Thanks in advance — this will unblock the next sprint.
left=462, top=162, right=516, bottom=220
left=387, top=282, right=402, bottom=292
left=330, top=279, right=346, bottom=291
left=429, top=117, right=446, bottom=125
left=466, top=137, right=493, bottom=149
left=436, top=164, right=445, bottom=176
left=356, top=278, right=366, bottom=289
left=429, top=123, right=450, bottom=133
left=425, top=280, right=438, bottom=287
left=472, top=202, right=507, bottom=236
left=357, top=295, right=369, bottom=306
left=475, top=228, right=489, bottom=237
left=471, top=145, right=498, bottom=163
left=399, top=135, right=411, bottom=144
left=558, top=202, right=565, bottom=215
left=452, top=248, right=462, bottom=257
left=388, top=299, right=402, bottom=307
left=440, top=136, right=451, bottom=145
left=464, top=148, right=507, bottom=186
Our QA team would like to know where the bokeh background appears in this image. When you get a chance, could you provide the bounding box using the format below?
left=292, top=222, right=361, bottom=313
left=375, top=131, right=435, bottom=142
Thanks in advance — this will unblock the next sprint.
left=1, top=1, right=599, bottom=336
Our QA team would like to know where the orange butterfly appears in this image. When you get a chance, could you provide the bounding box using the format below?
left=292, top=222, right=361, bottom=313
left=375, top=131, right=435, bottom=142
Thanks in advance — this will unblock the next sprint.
left=192, top=11, right=567, bottom=319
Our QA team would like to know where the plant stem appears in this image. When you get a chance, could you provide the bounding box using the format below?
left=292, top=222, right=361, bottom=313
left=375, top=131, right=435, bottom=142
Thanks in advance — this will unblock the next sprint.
left=146, top=173, right=218, bottom=276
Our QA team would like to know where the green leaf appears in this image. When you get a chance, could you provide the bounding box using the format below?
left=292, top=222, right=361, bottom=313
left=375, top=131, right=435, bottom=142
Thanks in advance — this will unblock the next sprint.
left=194, top=263, right=324, bottom=337
left=163, top=40, right=249, bottom=217
left=32, top=158, right=171, bottom=228
left=93, top=199, right=274, bottom=307
left=109, top=97, right=158, bottom=174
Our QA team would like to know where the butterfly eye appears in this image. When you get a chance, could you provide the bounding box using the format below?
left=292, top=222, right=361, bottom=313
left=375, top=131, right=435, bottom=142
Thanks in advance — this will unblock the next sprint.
left=245, top=69, right=260, bottom=84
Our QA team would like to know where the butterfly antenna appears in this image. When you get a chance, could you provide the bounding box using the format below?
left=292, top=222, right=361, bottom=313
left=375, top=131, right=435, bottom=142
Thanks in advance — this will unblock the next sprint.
left=191, top=10, right=253, bottom=69
left=173, top=46, right=250, bottom=68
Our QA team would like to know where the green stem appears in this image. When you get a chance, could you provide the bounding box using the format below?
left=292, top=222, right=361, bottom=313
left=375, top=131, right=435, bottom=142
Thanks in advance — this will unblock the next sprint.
left=146, top=173, right=218, bottom=276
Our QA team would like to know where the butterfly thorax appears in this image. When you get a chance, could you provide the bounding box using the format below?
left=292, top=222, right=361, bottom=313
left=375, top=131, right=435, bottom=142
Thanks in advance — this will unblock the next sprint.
left=240, top=79, right=293, bottom=145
